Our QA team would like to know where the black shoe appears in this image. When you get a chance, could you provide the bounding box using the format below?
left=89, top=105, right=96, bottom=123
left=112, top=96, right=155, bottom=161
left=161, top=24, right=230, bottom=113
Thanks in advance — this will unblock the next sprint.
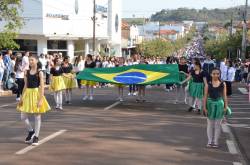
left=32, top=136, right=39, bottom=146
left=25, top=130, right=35, bottom=143
left=197, top=109, right=201, bottom=114
left=188, top=107, right=194, bottom=112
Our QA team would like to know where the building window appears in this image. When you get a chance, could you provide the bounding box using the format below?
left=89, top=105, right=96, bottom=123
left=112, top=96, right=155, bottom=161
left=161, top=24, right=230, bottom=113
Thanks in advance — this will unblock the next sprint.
left=15, top=39, right=37, bottom=52
left=47, top=40, right=67, bottom=50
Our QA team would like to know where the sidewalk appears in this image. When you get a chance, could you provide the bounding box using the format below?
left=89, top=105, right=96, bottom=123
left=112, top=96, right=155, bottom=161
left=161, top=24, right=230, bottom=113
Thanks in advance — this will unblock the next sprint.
left=228, top=83, right=250, bottom=164
left=0, top=90, right=12, bottom=97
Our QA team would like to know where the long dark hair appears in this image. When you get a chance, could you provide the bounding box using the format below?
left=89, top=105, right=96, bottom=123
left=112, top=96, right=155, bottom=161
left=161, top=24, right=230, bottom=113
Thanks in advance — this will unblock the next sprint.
left=210, top=67, right=222, bottom=82
left=29, top=54, right=42, bottom=70
left=194, top=61, right=202, bottom=70
left=14, top=56, right=23, bottom=72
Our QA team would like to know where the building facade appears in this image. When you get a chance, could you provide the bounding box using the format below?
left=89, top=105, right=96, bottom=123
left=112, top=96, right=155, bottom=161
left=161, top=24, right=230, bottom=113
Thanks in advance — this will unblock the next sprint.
left=0, top=0, right=122, bottom=58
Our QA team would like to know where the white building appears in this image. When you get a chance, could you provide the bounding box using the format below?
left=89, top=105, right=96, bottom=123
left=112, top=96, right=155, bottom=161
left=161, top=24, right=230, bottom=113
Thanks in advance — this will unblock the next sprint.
left=137, top=22, right=186, bottom=41
left=0, top=0, right=122, bottom=58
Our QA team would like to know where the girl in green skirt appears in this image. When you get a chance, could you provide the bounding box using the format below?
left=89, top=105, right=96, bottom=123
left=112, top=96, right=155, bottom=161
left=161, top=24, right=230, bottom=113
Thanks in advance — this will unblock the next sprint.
left=203, top=68, right=228, bottom=148
left=181, top=61, right=207, bottom=113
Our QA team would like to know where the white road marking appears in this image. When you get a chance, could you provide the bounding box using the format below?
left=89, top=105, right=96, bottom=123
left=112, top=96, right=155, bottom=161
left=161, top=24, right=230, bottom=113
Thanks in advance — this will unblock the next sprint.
left=230, top=104, right=250, bottom=106
left=233, top=112, right=250, bottom=114
left=104, top=101, right=121, bottom=110
left=0, top=102, right=17, bottom=108
left=229, top=101, right=249, bottom=103
left=233, top=162, right=242, bottom=165
left=231, top=108, right=250, bottom=110
left=222, top=124, right=230, bottom=133
left=230, top=117, right=250, bottom=120
left=229, top=124, right=250, bottom=128
left=226, top=140, right=238, bottom=154
left=16, top=130, right=67, bottom=155
left=238, top=88, right=248, bottom=95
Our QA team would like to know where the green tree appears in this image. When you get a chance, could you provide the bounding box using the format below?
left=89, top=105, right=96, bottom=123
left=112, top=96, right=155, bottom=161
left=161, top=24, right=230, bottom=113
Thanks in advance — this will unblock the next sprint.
left=0, top=0, right=23, bottom=49
left=204, top=31, right=242, bottom=59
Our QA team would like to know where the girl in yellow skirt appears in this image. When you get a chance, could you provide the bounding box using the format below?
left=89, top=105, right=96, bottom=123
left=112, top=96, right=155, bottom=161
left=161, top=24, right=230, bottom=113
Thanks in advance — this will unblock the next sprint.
left=50, top=58, right=66, bottom=110
left=62, top=56, right=77, bottom=104
left=17, top=54, right=50, bottom=146
left=82, top=54, right=96, bottom=101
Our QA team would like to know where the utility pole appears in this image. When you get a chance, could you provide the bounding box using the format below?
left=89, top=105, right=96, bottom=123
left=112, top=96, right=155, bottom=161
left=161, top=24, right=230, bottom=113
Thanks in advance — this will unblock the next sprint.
left=229, top=12, right=233, bottom=37
left=242, top=0, right=248, bottom=61
left=158, top=21, right=161, bottom=39
left=92, top=0, right=97, bottom=54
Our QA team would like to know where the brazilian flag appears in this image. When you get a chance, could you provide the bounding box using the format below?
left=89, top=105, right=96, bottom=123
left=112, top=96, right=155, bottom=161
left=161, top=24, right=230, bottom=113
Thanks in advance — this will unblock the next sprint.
left=77, top=64, right=180, bottom=85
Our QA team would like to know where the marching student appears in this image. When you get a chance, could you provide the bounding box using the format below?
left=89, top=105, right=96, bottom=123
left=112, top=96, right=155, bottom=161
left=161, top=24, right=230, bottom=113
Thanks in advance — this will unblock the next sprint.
left=221, top=60, right=236, bottom=96
left=176, top=57, right=189, bottom=104
left=181, top=60, right=207, bottom=114
left=115, top=57, right=126, bottom=102
left=203, top=68, right=229, bottom=148
left=50, top=58, right=66, bottom=110
left=136, top=56, right=148, bottom=102
left=62, top=56, right=77, bottom=104
left=17, top=54, right=50, bottom=146
left=82, top=54, right=96, bottom=101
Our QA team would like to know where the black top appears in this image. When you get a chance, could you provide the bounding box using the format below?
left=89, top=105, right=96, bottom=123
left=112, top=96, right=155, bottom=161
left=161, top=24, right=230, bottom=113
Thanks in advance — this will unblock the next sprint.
left=208, top=82, right=224, bottom=99
left=85, top=61, right=96, bottom=68
left=179, top=64, right=189, bottom=73
left=50, top=67, right=63, bottom=76
left=61, top=64, right=73, bottom=73
left=191, top=70, right=206, bottom=83
left=26, top=70, right=40, bottom=88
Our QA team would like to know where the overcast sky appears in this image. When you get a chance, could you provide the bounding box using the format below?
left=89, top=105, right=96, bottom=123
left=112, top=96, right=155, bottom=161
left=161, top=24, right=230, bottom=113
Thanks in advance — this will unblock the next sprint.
left=122, top=0, right=248, bottom=18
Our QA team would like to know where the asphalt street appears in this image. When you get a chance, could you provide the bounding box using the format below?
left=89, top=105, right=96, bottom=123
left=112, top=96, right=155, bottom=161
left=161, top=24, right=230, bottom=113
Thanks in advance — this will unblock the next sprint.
left=0, top=86, right=246, bottom=165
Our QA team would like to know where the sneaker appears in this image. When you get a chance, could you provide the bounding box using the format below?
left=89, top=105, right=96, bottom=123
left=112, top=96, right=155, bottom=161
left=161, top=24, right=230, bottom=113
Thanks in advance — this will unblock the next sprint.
left=16, top=97, right=21, bottom=101
left=89, top=96, right=93, bottom=101
left=212, top=144, right=219, bottom=148
left=25, top=130, right=35, bottom=143
left=59, top=106, right=63, bottom=110
left=128, top=93, right=131, bottom=96
left=165, top=89, right=170, bottom=92
left=206, top=143, right=213, bottom=148
left=197, top=109, right=201, bottom=114
left=119, top=98, right=124, bottom=102
left=82, top=96, right=88, bottom=101
left=188, top=107, right=194, bottom=112
left=32, top=136, right=39, bottom=146
left=133, top=92, right=137, bottom=96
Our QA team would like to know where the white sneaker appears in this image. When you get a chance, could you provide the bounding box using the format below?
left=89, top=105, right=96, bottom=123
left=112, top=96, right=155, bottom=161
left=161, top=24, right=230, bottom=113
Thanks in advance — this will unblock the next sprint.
left=133, top=92, right=137, bottom=96
left=16, top=97, right=21, bottom=101
left=89, top=96, right=93, bottom=100
left=165, top=89, right=170, bottom=92
left=119, top=98, right=124, bottom=102
left=82, top=96, right=88, bottom=101
left=128, top=93, right=131, bottom=96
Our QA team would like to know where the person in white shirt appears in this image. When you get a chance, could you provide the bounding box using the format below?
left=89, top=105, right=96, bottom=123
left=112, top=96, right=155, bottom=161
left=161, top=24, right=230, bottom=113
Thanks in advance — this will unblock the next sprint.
left=14, top=54, right=25, bottom=101
left=0, top=53, right=5, bottom=92
left=39, top=54, right=47, bottom=76
left=220, top=60, right=236, bottom=96
left=22, top=51, right=30, bottom=71
left=74, top=55, right=85, bottom=88
left=10, top=55, right=16, bottom=74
